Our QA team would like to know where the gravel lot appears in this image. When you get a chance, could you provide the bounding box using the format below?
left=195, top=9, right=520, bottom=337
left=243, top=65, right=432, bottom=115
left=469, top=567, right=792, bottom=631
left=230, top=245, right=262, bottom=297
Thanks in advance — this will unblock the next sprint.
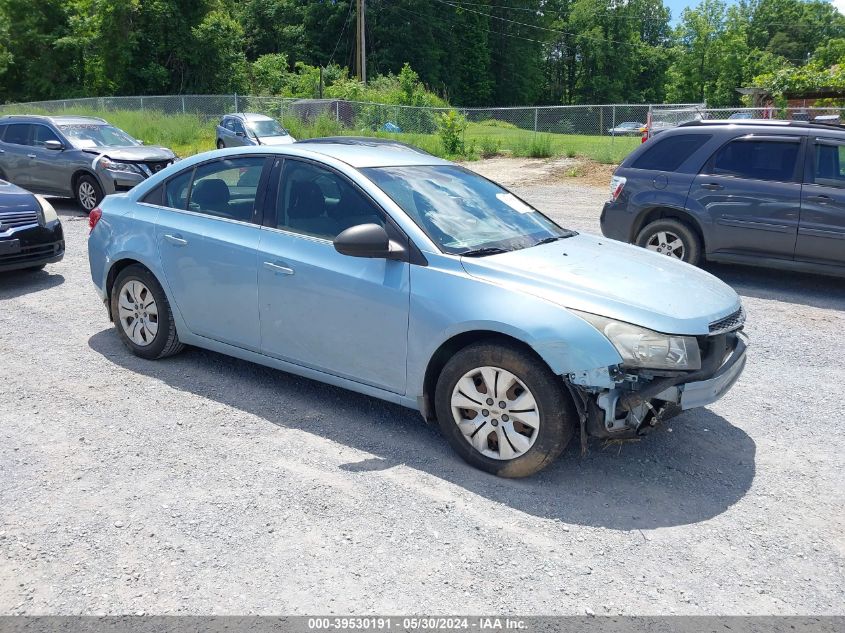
left=1, top=159, right=843, bottom=615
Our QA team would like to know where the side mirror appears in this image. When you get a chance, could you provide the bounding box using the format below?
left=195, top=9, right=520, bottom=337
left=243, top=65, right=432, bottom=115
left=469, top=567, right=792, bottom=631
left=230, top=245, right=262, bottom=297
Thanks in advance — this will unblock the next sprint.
left=333, top=223, right=400, bottom=259
left=44, top=140, right=64, bottom=151
left=136, top=139, right=144, bottom=145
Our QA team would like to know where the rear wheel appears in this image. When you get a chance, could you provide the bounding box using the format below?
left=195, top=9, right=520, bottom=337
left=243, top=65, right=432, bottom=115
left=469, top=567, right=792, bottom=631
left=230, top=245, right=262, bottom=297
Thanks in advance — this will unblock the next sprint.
left=636, top=218, right=702, bottom=265
left=434, top=340, right=576, bottom=477
left=76, top=175, right=103, bottom=213
left=110, top=265, right=184, bottom=360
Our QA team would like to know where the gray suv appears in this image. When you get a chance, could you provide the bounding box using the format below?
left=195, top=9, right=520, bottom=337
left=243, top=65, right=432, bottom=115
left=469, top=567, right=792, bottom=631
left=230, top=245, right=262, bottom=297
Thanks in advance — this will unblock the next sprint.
left=601, top=119, right=845, bottom=277
left=216, top=113, right=295, bottom=149
left=0, top=115, right=176, bottom=212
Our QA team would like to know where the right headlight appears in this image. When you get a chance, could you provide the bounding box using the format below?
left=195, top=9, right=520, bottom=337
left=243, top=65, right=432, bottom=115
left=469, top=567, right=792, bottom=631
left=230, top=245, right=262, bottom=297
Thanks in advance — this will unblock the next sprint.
left=573, top=310, right=701, bottom=371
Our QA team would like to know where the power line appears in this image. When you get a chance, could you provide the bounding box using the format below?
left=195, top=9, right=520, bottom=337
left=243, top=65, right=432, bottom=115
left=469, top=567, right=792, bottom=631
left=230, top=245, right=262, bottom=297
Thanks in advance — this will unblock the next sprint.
left=392, top=3, right=546, bottom=44
left=328, top=0, right=355, bottom=66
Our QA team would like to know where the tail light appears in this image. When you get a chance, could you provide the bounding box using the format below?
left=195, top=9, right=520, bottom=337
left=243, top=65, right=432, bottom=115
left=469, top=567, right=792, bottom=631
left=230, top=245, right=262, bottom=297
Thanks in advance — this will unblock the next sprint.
left=609, top=175, right=626, bottom=202
left=88, top=207, right=103, bottom=233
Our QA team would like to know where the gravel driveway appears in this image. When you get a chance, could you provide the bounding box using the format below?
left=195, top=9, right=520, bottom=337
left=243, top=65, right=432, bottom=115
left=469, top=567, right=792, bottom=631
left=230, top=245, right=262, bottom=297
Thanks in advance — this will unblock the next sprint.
left=1, top=160, right=843, bottom=615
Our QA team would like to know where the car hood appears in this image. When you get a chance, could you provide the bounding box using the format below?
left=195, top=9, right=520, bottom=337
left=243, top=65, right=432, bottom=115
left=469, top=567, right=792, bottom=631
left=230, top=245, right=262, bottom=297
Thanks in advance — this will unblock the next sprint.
left=0, top=180, right=40, bottom=215
left=255, top=135, right=295, bottom=146
left=80, top=146, right=176, bottom=161
left=460, top=233, right=741, bottom=335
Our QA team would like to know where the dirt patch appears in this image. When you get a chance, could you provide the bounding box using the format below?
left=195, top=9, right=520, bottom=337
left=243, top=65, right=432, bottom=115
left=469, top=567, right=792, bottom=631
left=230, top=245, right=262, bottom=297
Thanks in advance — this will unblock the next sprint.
left=463, top=156, right=615, bottom=191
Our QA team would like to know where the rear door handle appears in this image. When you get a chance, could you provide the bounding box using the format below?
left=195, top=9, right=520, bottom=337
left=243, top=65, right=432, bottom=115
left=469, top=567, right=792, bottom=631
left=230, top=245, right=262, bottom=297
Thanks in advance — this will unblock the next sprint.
left=263, top=261, right=295, bottom=275
left=26, top=153, right=36, bottom=159
left=701, top=183, right=724, bottom=191
left=163, top=234, right=188, bottom=246
left=806, top=194, right=833, bottom=204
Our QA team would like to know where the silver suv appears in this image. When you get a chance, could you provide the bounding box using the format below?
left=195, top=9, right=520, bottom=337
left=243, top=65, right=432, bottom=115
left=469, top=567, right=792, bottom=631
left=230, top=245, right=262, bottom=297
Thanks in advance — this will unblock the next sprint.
left=0, top=115, right=176, bottom=212
left=216, top=113, right=295, bottom=149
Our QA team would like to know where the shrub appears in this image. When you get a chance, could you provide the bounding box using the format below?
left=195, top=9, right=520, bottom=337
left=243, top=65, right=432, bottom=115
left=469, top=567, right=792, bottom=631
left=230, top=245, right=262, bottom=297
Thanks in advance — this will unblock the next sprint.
left=437, top=110, right=467, bottom=155
left=475, top=118, right=518, bottom=129
left=513, top=134, right=553, bottom=158
left=479, top=136, right=501, bottom=158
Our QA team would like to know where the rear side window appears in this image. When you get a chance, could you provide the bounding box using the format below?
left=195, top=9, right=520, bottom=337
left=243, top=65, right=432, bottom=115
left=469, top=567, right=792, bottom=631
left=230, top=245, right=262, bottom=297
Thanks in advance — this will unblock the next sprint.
left=0, top=124, right=6, bottom=141
left=631, top=134, right=711, bottom=171
left=711, top=139, right=799, bottom=182
left=165, top=169, right=193, bottom=210
left=3, top=123, right=32, bottom=146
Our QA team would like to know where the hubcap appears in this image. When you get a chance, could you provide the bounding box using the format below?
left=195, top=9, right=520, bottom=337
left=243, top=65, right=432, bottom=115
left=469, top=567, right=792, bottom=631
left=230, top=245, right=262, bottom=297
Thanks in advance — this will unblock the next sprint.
left=646, top=231, right=685, bottom=259
left=450, top=366, right=540, bottom=461
left=78, top=182, right=97, bottom=211
left=117, top=280, right=159, bottom=347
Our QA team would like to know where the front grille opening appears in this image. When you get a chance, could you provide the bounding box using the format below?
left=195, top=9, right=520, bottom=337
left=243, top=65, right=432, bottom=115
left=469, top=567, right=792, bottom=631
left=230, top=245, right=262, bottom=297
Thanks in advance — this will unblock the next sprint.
left=709, top=307, right=745, bottom=335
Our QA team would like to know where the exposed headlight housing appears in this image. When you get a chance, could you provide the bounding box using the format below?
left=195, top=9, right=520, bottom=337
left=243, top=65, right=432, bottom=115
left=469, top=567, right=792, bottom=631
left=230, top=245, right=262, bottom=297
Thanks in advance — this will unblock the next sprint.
left=99, top=158, right=141, bottom=174
left=34, top=195, right=58, bottom=226
left=574, top=311, right=701, bottom=371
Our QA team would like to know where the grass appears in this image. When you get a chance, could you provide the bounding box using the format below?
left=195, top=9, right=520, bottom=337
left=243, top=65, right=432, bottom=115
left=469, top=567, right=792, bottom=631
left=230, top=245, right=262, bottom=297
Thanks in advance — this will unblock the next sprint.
left=0, top=105, right=639, bottom=164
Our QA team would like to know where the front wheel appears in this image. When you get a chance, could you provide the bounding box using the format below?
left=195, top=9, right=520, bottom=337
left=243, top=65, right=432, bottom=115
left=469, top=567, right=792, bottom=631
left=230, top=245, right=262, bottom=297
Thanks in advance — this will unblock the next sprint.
left=434, top=340, right=576, bottom=477
left=110, top=265, right=184, bottom=360
left=76, top=175, right=103, bottom=213
left=636, top=218, right=702, bottom=265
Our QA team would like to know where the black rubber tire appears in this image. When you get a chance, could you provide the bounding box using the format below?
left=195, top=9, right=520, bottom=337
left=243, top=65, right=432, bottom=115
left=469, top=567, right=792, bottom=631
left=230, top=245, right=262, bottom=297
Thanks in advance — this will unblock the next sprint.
left=434, top=339, right=576, bottom=478
left=75, top=174, right=104, bottom=213
left=110, top=264, right=184, bottom=360
left=217, top=139, right=225, bottom=149
left=635, top=218, right=702, bottom=266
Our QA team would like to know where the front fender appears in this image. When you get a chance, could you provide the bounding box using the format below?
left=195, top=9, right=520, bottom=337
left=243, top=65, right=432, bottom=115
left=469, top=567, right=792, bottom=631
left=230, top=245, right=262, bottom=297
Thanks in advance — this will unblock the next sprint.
left=407, top=258, right=622, bottom=399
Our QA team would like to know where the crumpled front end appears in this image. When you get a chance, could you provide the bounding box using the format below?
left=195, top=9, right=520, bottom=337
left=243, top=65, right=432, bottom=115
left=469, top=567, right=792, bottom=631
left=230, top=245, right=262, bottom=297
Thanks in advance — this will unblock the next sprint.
left=566, top=310, right=748, bottom=440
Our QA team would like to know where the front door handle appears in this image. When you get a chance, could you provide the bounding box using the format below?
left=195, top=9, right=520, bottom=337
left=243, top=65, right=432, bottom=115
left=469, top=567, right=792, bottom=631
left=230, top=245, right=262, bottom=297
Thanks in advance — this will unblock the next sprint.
left=263, top=261, right=295, bottom=276
left=701, top=182, right=724, bottom=191
left=163, top=233, right=188, bottom=246
left=26, top=153, right=36, bottom=159
left=806, top=194, right=833, bottom=204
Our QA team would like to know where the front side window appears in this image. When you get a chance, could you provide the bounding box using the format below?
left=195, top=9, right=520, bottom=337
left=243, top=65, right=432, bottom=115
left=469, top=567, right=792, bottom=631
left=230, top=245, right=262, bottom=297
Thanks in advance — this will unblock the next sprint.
left=58, top=124, right=138, bottom=149
left=710, top=139, right=799, bottom=182
left=188, top=156, right=265, bottom=222
left=31, top=125, right=61, bottom=147
left=812, top=142, right=845, bottom=188
left=362, top=165, right=572, bottom=254
left=276, top=160, right=385, bottom=239
left=3, top=124, right=32, bottom=146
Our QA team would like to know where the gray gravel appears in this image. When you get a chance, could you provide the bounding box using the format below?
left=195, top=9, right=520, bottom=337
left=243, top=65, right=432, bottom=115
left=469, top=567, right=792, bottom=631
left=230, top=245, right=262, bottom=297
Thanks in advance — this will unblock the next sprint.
left=1, top=163, right=844, bottom=615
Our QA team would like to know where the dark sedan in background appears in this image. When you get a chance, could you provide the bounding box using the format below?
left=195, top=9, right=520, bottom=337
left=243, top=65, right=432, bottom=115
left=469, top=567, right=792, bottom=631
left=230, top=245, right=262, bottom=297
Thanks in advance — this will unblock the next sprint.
left=0, top=180, right=64, bottom=272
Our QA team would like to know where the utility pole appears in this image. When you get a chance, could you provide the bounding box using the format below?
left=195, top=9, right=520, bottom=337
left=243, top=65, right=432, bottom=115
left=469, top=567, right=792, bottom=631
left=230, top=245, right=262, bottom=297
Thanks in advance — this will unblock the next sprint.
left=356, top=0, right=366, bottom=83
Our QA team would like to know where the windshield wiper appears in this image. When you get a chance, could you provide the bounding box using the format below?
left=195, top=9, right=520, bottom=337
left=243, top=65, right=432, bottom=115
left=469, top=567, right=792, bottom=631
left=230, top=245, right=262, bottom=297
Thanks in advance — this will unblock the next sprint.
left=533, top=232, right=577, bottom=247
left=460, top=247, right=511, bottom=257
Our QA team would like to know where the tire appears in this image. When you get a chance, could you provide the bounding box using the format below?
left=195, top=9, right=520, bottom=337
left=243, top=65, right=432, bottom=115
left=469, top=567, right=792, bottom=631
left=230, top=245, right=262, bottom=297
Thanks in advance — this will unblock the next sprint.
left=110, top=265, right=184, bottom=360
left=636, top=218, right=702, bottom=266
left=217, top=139, right=225, bottom=149
left=434, top=339, right=576, bottom=478
left=26, top=264, right=46, bottom=272
left=76, top=174, right=103, bottom=213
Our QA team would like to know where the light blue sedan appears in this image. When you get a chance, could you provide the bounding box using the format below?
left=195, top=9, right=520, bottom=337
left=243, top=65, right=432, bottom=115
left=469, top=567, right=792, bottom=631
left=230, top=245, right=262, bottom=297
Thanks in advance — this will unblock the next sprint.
left=87, top=138, right=747, bottom=477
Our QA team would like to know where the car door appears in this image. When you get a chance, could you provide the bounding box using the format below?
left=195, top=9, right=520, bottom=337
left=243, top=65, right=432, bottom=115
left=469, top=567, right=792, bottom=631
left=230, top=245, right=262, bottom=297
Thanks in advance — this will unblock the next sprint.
left=796, top=137, right=845, bottom=266
left=687, top=134, right=803, bottom=259
left=219, top=118, right=236, bottom=147
left=0, top=123, right=34, bottom=188
left=231, top=118, right=250, bottom=146
left=154, top=155, right=269, bottom=351
left=27, top=123, right=68, bottom=195
left=257, top=157, right=410, bottom=394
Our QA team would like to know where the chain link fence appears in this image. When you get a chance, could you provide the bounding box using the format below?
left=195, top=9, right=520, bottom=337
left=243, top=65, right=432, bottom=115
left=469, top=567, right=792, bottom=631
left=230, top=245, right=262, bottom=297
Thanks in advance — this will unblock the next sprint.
left=1, top=95, right=703, bottom=136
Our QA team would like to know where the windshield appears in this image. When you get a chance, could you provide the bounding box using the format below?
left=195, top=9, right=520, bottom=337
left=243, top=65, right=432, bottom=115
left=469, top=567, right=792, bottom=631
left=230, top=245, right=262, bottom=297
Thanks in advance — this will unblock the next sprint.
left=248, top=119, right=287, bottom=138
left=363, top=165, right=573, bottom=255
left=59, top=124, right=139, bottom=149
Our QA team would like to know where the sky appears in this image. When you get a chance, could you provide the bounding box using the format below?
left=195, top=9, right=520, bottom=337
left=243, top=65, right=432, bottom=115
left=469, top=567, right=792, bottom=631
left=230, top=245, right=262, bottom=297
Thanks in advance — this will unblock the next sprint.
left=663, top=0, right=844, bottom=22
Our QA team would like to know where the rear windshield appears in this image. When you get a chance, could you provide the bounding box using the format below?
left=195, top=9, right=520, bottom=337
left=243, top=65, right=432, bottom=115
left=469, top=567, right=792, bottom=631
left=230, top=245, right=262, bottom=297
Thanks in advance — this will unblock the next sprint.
left=631, top=134, right=712, bottom=172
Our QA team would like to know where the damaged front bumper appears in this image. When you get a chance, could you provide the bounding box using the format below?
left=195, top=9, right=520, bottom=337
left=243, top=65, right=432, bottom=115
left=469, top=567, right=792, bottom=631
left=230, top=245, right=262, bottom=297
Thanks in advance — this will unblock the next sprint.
left=568, top=330, right=748, bottom=439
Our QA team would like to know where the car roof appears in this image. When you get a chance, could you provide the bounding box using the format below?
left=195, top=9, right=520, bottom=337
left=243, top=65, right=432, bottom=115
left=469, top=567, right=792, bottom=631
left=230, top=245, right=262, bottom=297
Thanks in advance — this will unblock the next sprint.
left=293, top=137, right=450, bottom=168
left=225, top=112, right=273, bottom=122
left=0, top=114, right=108, bottom=125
